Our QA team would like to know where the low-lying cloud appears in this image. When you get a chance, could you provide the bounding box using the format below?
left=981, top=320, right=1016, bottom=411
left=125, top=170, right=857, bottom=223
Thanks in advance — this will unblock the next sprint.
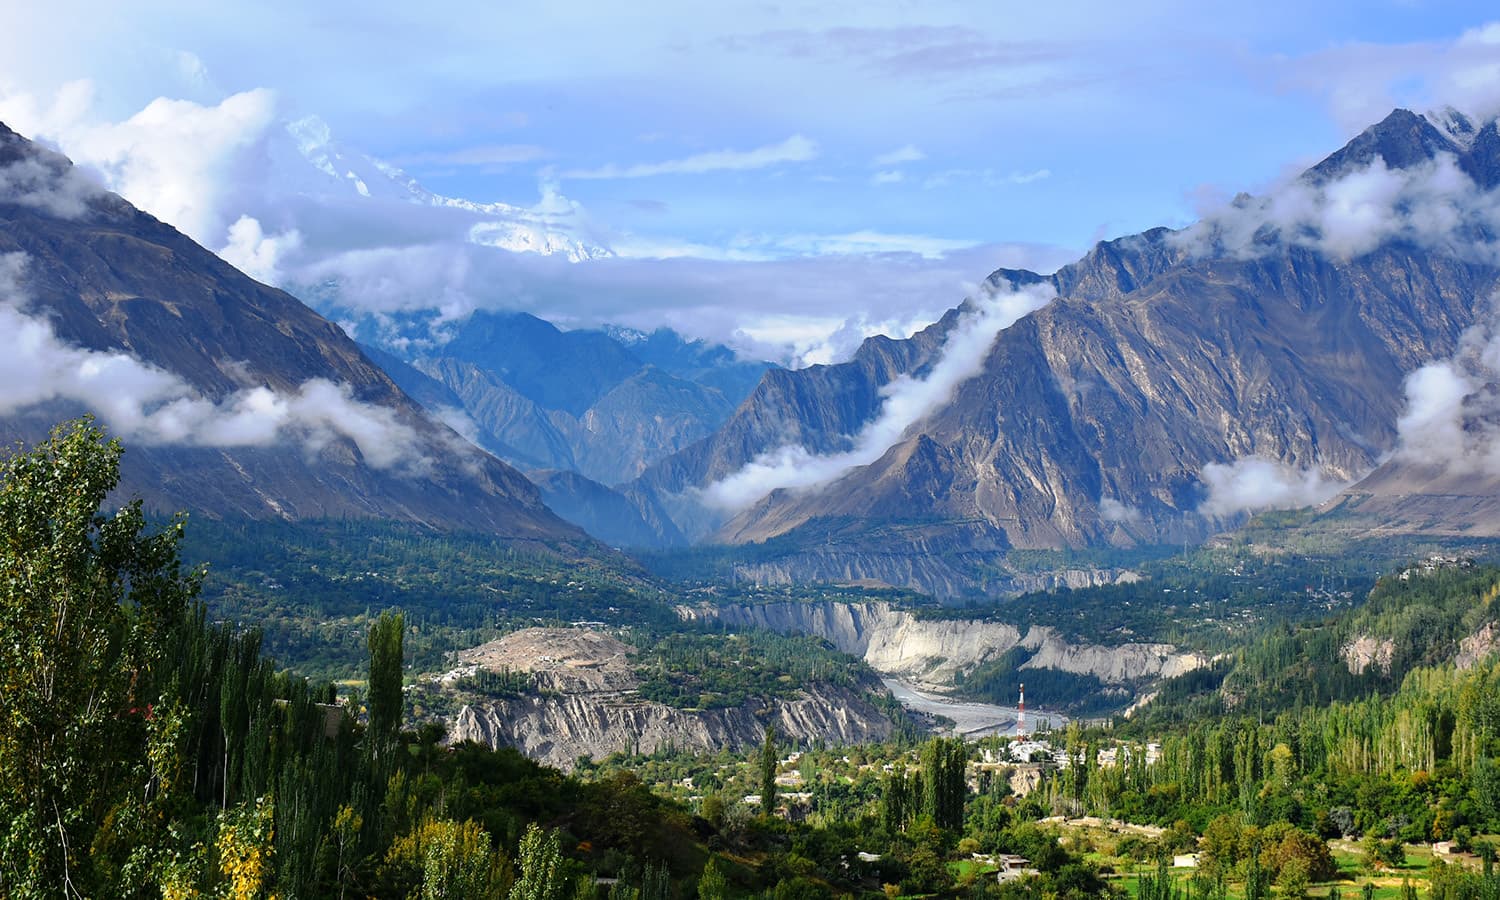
left=1394, top=299, right=1500, bottom=476
left=1197, top=456, right=1348, bottom=518
left=1173, top=150, right=1500, bottom=263
left=700, top=281, right=1057, bottom=512
left=1098, top=497, right=1143, bottom=524
left=0, top=251, right=429, bottom=471
left=0, top=140, right=103, bottom=218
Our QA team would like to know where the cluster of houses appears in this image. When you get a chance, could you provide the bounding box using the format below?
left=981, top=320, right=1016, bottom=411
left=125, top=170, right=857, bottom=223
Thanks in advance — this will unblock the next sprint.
left=1398, top=555, right=1474, bottom=580
left=981, top=738, right=1163, bottom=769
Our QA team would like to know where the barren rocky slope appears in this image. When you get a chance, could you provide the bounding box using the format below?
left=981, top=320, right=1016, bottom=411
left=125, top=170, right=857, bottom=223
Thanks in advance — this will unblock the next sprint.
left=440, top=628, right=892, bottom=769
left=0, top=122, right=582, bottom=542
left=629, top=109, right=1500, bottom=595
left=678, top=600, right=1206, bottom=687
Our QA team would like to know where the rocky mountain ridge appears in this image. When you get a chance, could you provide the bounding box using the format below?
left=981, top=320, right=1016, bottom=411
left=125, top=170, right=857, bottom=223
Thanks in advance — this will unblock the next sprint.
left=370, top=311, right=775, bottom=489
left=625, top=108, right=1500, bottom=595
left=0, top=121, right=585, bottom=544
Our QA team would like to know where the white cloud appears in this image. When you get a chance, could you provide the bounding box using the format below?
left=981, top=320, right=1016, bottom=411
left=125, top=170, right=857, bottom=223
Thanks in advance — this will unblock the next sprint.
left=0, top=251, right=429, bottom=471
left=562, top=134, right=818, bottom=179
left=700, top=280, right=1057, bottom=511
left=1173, top=152, right=1500, bottom=263
left=0, top=140, right=103, bottom=218
left=54, top=89, right=279, bottom=244
left=1392, top=299, right=1500, bottom=476
left=1098, top=497, right=1143, bottom=524
left=733, top=309, right=942, bottom=368
left=219, top=215, right=302, bottom=286
left=298, top=236, right=1075, bottom=365
left=921, top=167, right=1052, bottom=189
left=768, top=229, right=980, bottom=259
left=0, top=83, right=1081, bottom=366
left=1276, top=20, right=1500, bottom=134
left=1008, top=168, right=1051, bottom=184
left=872, top=144, right=925, bottom=166
left=1197, top=456, right=1347, bottom=517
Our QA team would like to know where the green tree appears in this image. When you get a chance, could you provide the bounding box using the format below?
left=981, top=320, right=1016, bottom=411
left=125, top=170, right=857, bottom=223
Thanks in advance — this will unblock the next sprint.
left=0, top=420, right=198, bottom=898
left=331, top=803, right=363, bottom=900
left=511, top=823, right=565, bottom=900
left=697, top=856, right=729, bottom=900
left=759, top=725, right=778, bottom=818
left=1277, top=856, right=1310, bottom=900
left=367, top=609, right=406, bottom=757
left=421, top=819, right=500, bottom=900
left=920, top=737, right=968, bottom=831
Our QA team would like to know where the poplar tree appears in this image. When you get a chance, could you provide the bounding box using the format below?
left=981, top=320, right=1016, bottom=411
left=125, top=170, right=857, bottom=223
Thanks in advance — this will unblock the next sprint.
left=759, top=725, right=778, bottom=818
left=367, top=610, right=406, bottom=758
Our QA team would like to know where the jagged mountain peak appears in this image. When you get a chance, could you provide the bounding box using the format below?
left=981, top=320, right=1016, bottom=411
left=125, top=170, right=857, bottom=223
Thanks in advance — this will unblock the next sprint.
left=1304, top=105, right=1500, bottom=189
left=629, top=106, right=1500, bottom=596
left=1304, top=108, right=1461, bottom=183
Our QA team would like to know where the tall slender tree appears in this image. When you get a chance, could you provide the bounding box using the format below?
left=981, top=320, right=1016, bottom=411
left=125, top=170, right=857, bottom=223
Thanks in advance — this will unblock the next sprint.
left=367, top=610, right=406, bottom=759
left=759, top=725, right=778, bottom=818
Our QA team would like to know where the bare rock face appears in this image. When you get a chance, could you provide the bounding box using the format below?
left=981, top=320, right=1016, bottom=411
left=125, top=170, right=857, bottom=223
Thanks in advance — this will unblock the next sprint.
left=679, top=601, right=1206, bottom=687
left=456, top=628, right=641, bottom=693
left=439, top=628, right=892, bottom=770
left=1457, top=622, right=1500, bottom=670
left=1016, top=629, right=1204, bottom=683
left=1341, top=634, right=1397, bottom=676
left=450, top=685, right=892, bottom=771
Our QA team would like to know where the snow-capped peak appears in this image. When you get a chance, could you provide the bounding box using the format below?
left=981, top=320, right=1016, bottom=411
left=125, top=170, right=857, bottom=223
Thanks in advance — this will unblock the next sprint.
left=278, top=115, right=612, bottom=262
left=1425, top=106, right=1481, bottom=151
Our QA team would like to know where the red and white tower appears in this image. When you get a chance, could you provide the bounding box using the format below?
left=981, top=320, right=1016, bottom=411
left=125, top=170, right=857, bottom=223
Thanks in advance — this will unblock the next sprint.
left=1016, top=682, right=1026, bottom=738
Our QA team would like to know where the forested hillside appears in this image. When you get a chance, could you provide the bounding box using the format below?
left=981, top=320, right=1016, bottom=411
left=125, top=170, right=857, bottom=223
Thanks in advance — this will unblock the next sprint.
left=9, top=419, right=1500, bottom=899
left=0, top=421, right=707, bottom=897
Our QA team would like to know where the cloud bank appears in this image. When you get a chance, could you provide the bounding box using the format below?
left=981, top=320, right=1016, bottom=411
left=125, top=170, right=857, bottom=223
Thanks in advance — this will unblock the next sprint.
left=1197, top=456, right=1347, bottom=518
left=0, top=137, right=104, bottom=218
left=0, top=251, right=429, bottom=472
left=1277, top=21, right=1500, bottom=134
left=1098, top=497, right=1143, bottom=524
left=1174, top=151, right=1500, bottom=263
left=0, top=84, right=1069, bottom=365
left=1393, top=299, right=1500, bottom=476
left=700, top=280, right=1057, bottom=511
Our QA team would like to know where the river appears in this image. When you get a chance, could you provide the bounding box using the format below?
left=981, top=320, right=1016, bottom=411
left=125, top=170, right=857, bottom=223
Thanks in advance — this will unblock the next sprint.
left=882, top=677, right=1066, bottom=739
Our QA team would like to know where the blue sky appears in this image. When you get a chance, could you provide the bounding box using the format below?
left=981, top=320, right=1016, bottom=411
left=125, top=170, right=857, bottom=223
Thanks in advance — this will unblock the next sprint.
left=3, top=1, right=1500, bottom=362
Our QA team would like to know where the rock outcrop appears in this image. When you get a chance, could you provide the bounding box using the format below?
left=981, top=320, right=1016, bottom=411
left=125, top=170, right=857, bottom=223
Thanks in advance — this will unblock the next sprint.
left=438, top=628, right=892, bottom=770
left=1457, top=622, right=1500, bottom=670
left=450, top=685, right=892, bottom=771
left=679, top=601, right=1206, bottom=687
left=1341, top=634, right=1397, bottom=676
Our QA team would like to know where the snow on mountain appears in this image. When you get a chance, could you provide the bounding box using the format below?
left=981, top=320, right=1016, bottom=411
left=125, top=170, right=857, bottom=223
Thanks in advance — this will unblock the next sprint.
left=274, top=114, right=612, bottom=262
left=1424, top=106, right=1482, bottom=151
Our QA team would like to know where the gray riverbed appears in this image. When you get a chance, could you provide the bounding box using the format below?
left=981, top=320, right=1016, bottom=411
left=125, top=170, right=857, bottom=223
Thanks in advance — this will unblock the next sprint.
left=882, top=677, right=1066, bottom=739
